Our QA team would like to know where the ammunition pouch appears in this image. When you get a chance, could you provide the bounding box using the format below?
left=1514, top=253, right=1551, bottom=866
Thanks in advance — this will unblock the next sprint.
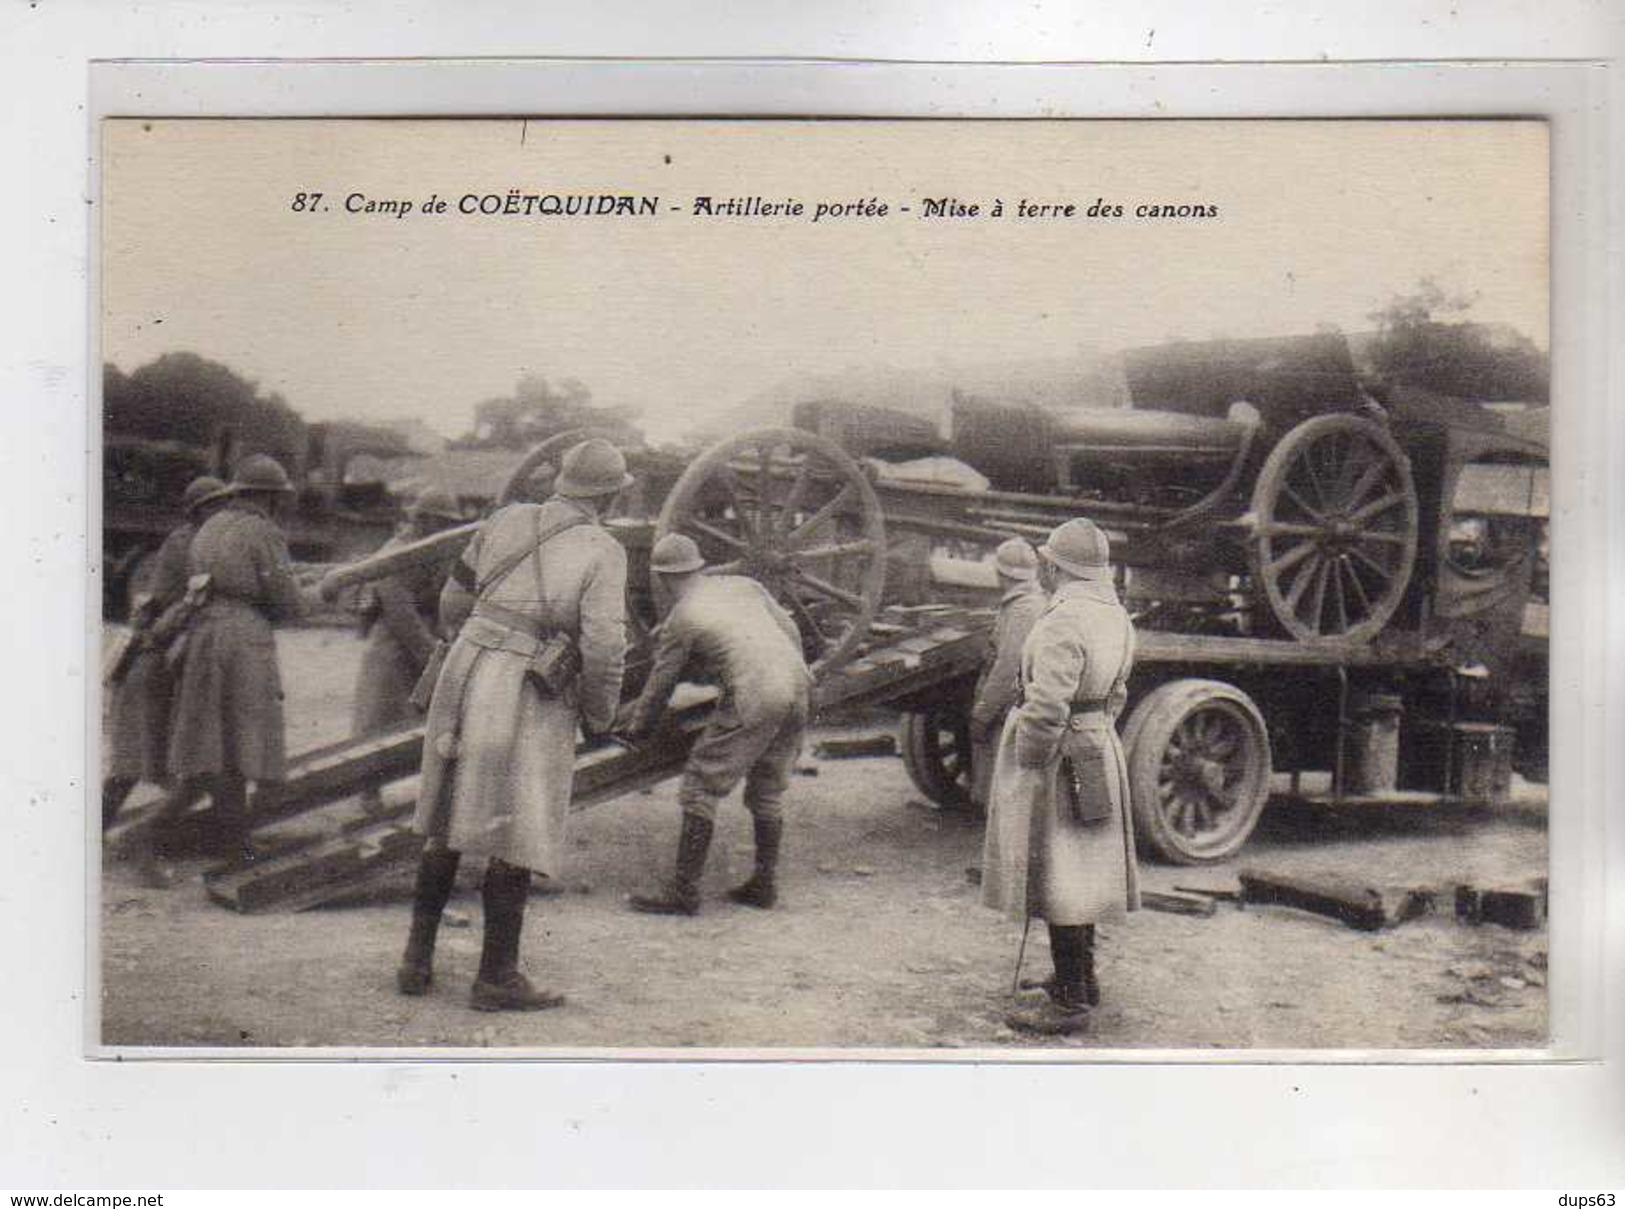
left=468, top=602, right=581, bottom=698
left=1059, top=709, right=1116, bottom=826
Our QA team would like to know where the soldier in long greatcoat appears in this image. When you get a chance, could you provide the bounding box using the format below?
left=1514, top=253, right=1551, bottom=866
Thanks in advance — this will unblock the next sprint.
left=349, top=486, right=464, bottom=815
left=982, top=516, right=1140, bottom=1035
left=968, top=537, right=1047, bottom=811
left=139, top=455, right=305, bottom=886
left=396, top=438, right=630, bottom=1012
left=103, top=474, right=225, bottom=829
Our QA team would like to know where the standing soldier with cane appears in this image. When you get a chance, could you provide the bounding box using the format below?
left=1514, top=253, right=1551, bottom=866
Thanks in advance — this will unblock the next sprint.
left=349, top=486, right=464, bottom=816
left=396, top=438, right=630, bottom=1011
left=619, top=533, right=812, bottom=917
left=981, top=517, right=1139, bottom=1036
left=968, top=537, right=1046, bottom=811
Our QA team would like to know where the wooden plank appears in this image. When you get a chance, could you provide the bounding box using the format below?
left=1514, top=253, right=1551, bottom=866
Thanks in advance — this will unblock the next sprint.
left=1136, top=630, right=1439, bottom=669
left=812, top=734, right=899, bottom=759
left=1238, top=868, right=1434, bottom=932
left=1141, top=890, right=1218, bottom=918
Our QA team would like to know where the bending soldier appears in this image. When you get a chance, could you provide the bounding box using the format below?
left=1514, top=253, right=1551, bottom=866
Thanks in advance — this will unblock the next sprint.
left=144, top=456, right=306, bottom=886
left=968, top=537, right=1046, bottom=811
left=982, top=517, right=1140, bottom=1036
left=398, top=438, right=630, bottom=1011
left=104, top=474, right=226, bottom=830
left=621, top=534, right=812, bottom=916
left=349, top=486, right=464, bottom=816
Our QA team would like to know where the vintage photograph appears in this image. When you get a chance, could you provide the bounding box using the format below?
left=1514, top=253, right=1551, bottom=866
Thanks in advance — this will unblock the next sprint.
left=95, top=118, right=1551, bottom=1052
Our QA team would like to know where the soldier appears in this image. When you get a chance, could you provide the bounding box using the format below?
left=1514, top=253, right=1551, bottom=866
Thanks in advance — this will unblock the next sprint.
left=620, top=533, right=812, bottom=916
left=349, top=486, right=464, bottom=816
left=397, top=438, right=630, bottom=1011
left=141, top=455, right=306, bottom=887
left=103, top=474, right=226, bottom=829
left=981, top=516, right=1139, bottom=1036
left=968, top=537, right=1046, bottom=811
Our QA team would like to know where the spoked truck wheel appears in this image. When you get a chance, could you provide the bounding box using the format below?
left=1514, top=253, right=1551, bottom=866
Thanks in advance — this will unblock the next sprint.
left=1124, top=678, right=1273, bottom=864
left=900, top=701, right=977, bottom=813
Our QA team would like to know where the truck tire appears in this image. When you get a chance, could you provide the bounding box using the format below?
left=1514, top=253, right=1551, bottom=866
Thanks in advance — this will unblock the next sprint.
left=1124, top=678, right=1272, bottom=864
left=900, top=706, right=977, bottom=813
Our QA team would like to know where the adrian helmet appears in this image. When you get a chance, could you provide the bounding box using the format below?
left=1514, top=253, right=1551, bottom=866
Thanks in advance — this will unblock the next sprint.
left=407, top=486, right=463, bottom=524
left=227, top=453, right=295, bottom=497
left=649, top=533, right=706, bottom=575
left=555, top=438, right=634, bottom=499
left=1039, top=517, right=1112, bottom=579
left=182, top=475, right=228, bottom=513
left=993, top=537, right=1039, bottom=581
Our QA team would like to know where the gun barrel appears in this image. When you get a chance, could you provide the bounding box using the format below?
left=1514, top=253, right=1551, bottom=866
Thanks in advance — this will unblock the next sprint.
left=317, top=523, right=479, bottom=600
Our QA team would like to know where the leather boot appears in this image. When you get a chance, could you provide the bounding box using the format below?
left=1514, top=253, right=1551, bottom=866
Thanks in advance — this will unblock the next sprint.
left=102, top=777, right=135, bottom=831
left=212, top=776, right=258, bottom=864
left=126, top=826, right=178, bottom=890
left=397, top=847, right=461, bottom=996
left=727, top=813, right=782, bottom=909
left=469, top=859, right=565, bottom=1012
left=1007, top=924, right=1091, bottom=1036
left=630, top=812, right=713, bottom=916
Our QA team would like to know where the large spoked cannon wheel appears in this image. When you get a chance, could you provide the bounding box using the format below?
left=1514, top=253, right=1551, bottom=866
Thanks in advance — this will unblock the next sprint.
left=654, top=427, right=887, bottom=678
left=1248, top=413, right=1419, bottom=645
left=1124, top=678, right=1273, bottom=864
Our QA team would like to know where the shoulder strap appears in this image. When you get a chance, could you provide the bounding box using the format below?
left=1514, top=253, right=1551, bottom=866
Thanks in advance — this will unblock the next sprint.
left=476, top=508, right=590, bottom=598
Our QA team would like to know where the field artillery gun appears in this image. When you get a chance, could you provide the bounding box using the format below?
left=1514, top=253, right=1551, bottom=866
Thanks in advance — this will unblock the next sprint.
left=780, top=335, right=1549, bottom=862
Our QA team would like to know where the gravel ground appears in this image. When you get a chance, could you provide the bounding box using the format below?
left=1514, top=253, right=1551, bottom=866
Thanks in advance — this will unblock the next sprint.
left=99, top=627, right=1549, bottom=1052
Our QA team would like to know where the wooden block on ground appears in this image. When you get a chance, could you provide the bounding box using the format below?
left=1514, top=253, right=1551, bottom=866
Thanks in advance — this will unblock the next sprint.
left=813, top=734, right=899, bottom=760
left=1478, top=887, right=1546, bottom=931
left=1173, top=883, right=1241, bottom=904
left=1238, top=868, right=1432, bottom=932
left=1141, top=890, right=1218, bottom=918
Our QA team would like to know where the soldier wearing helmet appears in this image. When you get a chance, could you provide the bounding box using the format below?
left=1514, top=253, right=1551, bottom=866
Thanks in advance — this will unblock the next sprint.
left=398, top=437, right=631, bottom=1012
left=618, top=532, right=813, bottom=917
left=138, top=455, right=307, bottom=886
left=103, top=473, right=227, bottom=831
left=348, top=486, right=465, bottom=816
left=982, top=516, right=1140, bottom=1035
left=968, top=537, right=1047, bottom=811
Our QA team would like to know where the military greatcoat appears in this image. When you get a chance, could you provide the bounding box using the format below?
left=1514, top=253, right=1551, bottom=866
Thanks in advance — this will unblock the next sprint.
left=413, top=498, right=627, bottom=876
left=167, top=500, right=304, bottom=782
left=351, top=534, right=452, bottom=737
left=982, top=576, right=1140, bottom=926
left=107, top=521, right=195, bottom=782
left=968, top=578, right=1047, bottom=808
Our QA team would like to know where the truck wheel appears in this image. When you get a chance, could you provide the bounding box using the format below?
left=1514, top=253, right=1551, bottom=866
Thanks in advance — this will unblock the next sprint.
left=900, top=706, right=976, bottom=813
left=1125, top=678, right=1272, bottom=864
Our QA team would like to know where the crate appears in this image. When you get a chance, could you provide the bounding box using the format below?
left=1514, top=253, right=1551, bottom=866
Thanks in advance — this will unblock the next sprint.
left=1400, top=720, right=1516, bottom=801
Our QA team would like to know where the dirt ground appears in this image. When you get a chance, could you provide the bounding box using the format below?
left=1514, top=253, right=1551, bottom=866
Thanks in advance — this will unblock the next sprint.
left=99, top=626, right=1550, bottom=1052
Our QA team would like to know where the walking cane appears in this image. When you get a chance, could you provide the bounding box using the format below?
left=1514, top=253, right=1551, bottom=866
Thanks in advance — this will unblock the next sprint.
left=1011, top=913, right=1034, bottom=995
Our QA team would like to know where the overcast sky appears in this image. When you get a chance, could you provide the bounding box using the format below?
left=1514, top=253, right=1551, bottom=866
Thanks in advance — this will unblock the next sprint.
left=101, top=119, right=1548, bottom=443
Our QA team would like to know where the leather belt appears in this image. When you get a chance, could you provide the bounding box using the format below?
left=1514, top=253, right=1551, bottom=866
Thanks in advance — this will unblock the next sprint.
left=1069, top=701, right=1109, bottom=716
left=472, top=600, right=549, bottom=639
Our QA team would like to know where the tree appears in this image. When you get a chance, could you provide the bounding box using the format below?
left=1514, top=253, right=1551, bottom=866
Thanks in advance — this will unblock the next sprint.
left=455, top=372, right=641, bottom=449
left=1364, top=279, right=1549, bottom=403
left=103, top=352, right=307, bottom=464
